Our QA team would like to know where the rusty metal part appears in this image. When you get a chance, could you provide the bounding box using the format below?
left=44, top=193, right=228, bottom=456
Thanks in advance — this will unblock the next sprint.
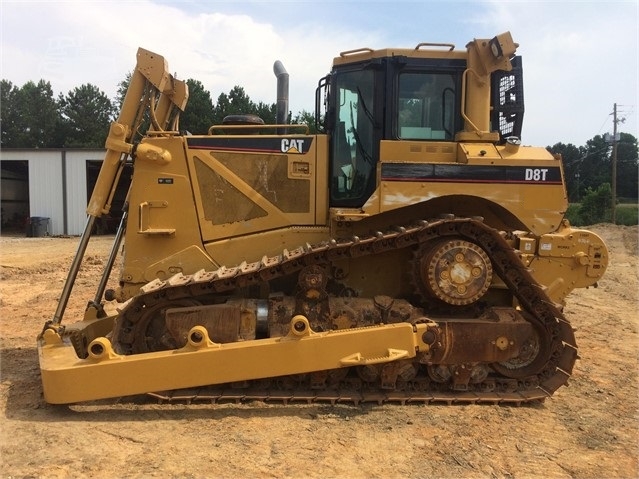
left=295, top=265, right=331, bottom=332
left=116, top=298, right=201, bottom=354
left=105, top=217, right=577, bottom=404
left=121, top=298, right=539, bottom=391
left=164, top=299, right=261, bottom=347
left=415, top=238, right=493, bottom=305
left=423, top=309, right=536, bottom=365
left=129, top=295, right=428, bottom=354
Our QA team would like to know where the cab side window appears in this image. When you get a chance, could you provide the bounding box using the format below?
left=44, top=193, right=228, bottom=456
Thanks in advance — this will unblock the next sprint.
left=397, top=72, right=456, bottom=140
left=330, top=69, right=376, bottom=206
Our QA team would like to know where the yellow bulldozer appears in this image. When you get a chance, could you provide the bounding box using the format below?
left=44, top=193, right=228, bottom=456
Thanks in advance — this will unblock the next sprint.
left=38, top=32, right=608, bottom=405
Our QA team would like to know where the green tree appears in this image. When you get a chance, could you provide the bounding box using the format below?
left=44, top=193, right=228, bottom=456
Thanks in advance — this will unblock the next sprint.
left=254, top=101, right=277, bottom=125
left=58, top=84, right=116, bottom=147
left=212, top=86, right=249, bottom=124
left=115, top=78, right=280, bottom=132
left=578, top=183, right=613, bottom=225
left=0, top=80, right=18, bottom=147
left=180, top=79, right=215, bottom=134
left=0, top=79, right=62, bottom=147
left=579, top=135, right=611, bottom=196
left=115, top=72, right=131, bottom=110
left=291, top=110, right=320, bottom=134
left=547, top=142, right=583, bottom=202
left=614, top=132, right=638, bottom=200
left=212, top=86, right=276, bottom=125
left=550, top=133, right=638, bottom=203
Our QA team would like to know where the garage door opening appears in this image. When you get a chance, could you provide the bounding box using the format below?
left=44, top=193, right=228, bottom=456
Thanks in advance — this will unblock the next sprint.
left=85, top=160, right=132, bottom=235
left=1, top=160, right=30, bottom=235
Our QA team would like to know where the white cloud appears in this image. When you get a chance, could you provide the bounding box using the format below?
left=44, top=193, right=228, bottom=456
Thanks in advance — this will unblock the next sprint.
left=1, top=0, right=636, bottom=146
left=481, top=1, right=638, bottom=145
left=1, top=1, right=379, bottom=117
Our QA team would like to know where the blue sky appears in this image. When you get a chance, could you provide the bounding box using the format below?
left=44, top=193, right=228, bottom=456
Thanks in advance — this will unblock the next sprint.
left=1, top=0, right=637, bottom=147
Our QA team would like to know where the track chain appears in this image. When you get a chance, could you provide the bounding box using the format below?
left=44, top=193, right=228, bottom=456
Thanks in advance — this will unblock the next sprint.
left=115, top=217, right=577, bottom=405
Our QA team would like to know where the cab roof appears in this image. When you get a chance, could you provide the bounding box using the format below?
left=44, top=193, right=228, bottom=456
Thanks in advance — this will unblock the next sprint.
left=332, top=43, right=469, bottom=67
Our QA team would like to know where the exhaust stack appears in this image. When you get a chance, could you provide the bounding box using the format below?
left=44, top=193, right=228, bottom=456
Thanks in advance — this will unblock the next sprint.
left=273, top=60, right=289, bottom=133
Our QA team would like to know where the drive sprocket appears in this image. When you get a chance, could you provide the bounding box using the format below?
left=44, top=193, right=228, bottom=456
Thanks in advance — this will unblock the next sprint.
left=412, top=238, right=493, bottom=306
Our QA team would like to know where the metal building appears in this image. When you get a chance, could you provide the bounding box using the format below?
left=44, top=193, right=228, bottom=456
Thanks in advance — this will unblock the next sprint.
left=0, top=149, right=116, bottom=236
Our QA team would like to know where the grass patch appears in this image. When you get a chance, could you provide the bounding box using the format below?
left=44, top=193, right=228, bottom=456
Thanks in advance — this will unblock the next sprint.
left=615, top=204, right=638, bottom=225
left=566, top=202, right=638, bottom=226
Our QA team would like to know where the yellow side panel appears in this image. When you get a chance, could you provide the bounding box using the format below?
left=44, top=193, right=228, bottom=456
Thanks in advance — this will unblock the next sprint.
left=376, top=142, right=568, bottom=235
left=186, top=135, right=317, bottom=242
left=122, top=136, right=217, bottom=286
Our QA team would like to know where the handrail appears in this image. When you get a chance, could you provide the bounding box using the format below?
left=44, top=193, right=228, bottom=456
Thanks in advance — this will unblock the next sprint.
left=414, top=42, right=455, bottom=51
left=460, top=68, right=483, bottom=136
left=146, top=130, right=180, bottom=136
left=339, top=47, right=374, bottom=57
left=208, top=123, right=310, bottom=135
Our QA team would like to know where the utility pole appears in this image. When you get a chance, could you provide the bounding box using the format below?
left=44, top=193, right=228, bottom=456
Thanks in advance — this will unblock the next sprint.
left=612, top=103, right=618, bottom=224
left=608, top=103, right=629, bottom=224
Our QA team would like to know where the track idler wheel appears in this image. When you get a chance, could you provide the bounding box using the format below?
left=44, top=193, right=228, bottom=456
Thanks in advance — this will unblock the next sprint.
left=116, top=298, right=201, bottom=354
left=491, top=327, right=546, bottom=379
left=416, top=239, right=493, bottom=306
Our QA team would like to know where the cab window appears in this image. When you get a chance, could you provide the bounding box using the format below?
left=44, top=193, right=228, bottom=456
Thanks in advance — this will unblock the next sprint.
left=330, top=69, right=376, bottom=206
left=397, top=72, right=456, bottom=140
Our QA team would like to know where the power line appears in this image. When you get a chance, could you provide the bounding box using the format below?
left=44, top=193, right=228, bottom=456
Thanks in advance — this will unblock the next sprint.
left=596, top=104, right=633, bottom=138
left=561, top=145, right=611, bottom=167
left=596, top=114, right=610, bottom=136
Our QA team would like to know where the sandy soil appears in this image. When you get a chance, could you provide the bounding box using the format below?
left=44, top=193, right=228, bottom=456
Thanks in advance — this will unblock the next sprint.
left=1, top=224, right=637, bottom=479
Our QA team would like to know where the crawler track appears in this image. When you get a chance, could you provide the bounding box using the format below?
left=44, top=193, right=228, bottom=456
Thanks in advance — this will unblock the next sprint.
left=112, top=217, right=577, bottom=404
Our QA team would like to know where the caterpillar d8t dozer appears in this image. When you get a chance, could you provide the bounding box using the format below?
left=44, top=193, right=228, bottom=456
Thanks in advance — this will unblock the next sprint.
left=38, top=32, right=608, bottom=405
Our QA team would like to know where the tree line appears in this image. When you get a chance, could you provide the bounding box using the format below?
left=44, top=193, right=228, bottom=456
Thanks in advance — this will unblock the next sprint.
left=548, top=134, right=638, bottom=202
left=0, top=77, right=315, bottom=149
left=1, top=77, right=637, bottom=203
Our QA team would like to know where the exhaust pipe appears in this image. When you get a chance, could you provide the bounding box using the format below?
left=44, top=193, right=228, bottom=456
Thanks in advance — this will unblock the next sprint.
left=273, top=60, right=289, bottom=133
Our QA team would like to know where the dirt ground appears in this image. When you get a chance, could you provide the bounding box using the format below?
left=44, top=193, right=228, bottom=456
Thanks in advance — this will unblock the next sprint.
left=0, top=224, right=637, bottom=479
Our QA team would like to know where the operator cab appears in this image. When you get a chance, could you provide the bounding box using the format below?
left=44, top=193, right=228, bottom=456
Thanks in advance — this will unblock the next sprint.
left=316, top=45, right=524, bottom=208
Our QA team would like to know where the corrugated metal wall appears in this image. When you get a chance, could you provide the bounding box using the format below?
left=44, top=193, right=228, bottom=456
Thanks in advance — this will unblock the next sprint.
left=65, top=150, right=105, bottom=235
left=29, top=151, right=64, bottom=234
left=64, top=151, right=88, bottom=235
left=0, top=149, right=105, bottom=236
